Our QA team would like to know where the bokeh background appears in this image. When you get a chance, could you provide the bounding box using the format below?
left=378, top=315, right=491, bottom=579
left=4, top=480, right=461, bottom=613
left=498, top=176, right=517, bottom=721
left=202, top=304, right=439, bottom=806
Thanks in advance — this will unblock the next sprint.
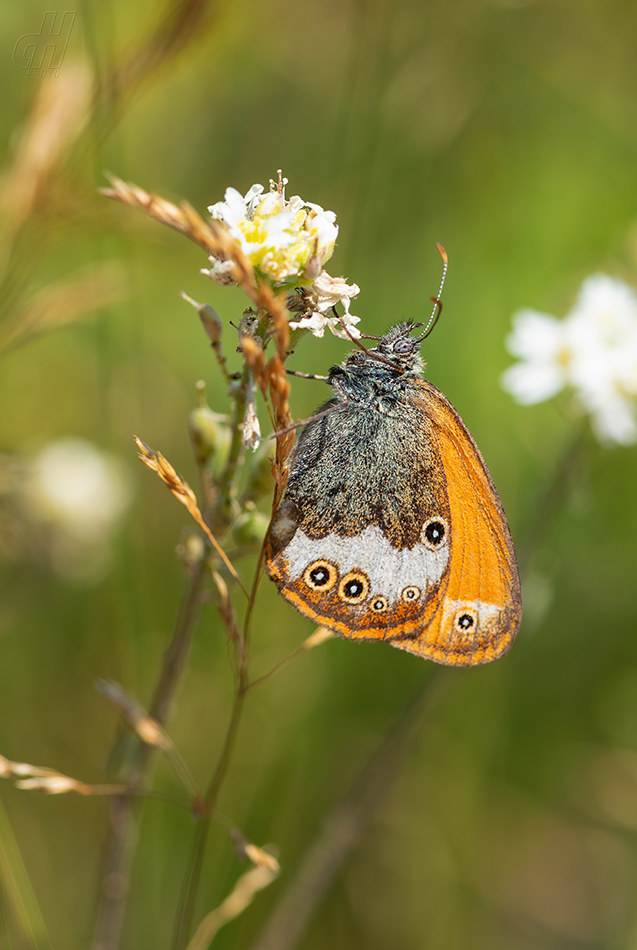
left=2, top=1, right=637, bottom=948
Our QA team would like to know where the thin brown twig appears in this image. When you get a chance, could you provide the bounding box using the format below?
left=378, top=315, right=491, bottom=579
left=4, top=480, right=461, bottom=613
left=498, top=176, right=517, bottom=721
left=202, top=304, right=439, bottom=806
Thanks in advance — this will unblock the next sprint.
left=174, top=690, right=247, bottom=950
left=246, top=628, right=334, bottom=693
left=173, top=518, right=270, bottom=947
left=91, top=553, right=209, bottom=950
left=95, top=680, right=203, bottom=801
left=248, top=669, right=450, bottom=950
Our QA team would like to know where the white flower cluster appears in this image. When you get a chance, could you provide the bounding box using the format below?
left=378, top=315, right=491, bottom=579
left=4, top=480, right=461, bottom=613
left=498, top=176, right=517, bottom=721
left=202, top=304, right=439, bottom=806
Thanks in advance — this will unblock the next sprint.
left=203, top=175, right=360, bottom=339
left=502, top=274, right=637, bottom=445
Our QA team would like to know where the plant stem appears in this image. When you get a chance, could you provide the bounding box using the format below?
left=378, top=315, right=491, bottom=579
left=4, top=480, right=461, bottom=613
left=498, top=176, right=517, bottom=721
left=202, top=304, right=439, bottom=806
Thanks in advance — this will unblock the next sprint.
left=173, top=690, right=246, bottom=950
left=173, top=544, right=264, bottom=947
left=214, top=365, right=250, bottom=526
left=248, top=668, right=449, bottom=950
left=516, top=425, right=589, bottom=578
left=91, top=553, right=208, bottom=950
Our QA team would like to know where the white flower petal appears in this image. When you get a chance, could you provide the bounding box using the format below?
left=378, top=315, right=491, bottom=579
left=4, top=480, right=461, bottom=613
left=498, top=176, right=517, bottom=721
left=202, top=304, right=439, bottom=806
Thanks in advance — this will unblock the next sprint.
left=503, top=272, right=637, bottom=445
left=501, top=362, right=566, bottom=405
left=201, top=259, right=236, bottom=286
left=208, top=187, right=247, bottom=229
left=585, top=394, right=637, bottom=445
left=327, top=312, right=361, bottom=340
left=505, top=309, right=565, bottom=361
left=243, top=183, right=264, bottom=218
left=222, top=187, right=248, bottom=226
left=207, top=176, right=341, bottom=284
left=287, top=195, right=305, bottom=214
left=288, top=312, right=328, bottom=337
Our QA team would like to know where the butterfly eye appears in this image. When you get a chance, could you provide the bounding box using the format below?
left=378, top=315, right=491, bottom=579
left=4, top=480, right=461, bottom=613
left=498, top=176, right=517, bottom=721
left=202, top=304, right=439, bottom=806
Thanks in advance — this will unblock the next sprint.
left=304, top=560, right=337, bottom=591
left=338, top=572, right=370, bottom=605
left=422, top=517, right=448, bottom=550
left=401, top=586, right=421, bottom=602
left=393, top=337, right=415, bottom=356
left=370, top=596, right=390, bottom=613
left=454, top=610, right=477, bottom=633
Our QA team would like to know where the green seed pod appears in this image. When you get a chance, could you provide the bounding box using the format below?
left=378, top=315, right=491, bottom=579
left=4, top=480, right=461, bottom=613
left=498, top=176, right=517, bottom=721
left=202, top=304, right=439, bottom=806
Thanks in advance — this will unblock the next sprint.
left=212, top=495, right=239, bottom=536
left=243, top=446, right=274, bottom=503
left=198, top=304, right=223, bottom=345
left=181, top=294, right=223, bottom=344
left=188, top=381, right=229, bottom=469
left=232, top=507, right=269, bottom=549
left=176, top=529, right=205, bottom=568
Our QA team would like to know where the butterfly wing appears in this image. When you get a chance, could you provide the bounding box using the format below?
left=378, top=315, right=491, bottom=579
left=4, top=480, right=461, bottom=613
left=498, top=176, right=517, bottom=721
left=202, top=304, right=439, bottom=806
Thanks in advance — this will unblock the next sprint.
left=265, top=395, right=454, bottom=640
left=388, top=380, right=522, bottom=666
left=265, top=381, right=521, bottom=667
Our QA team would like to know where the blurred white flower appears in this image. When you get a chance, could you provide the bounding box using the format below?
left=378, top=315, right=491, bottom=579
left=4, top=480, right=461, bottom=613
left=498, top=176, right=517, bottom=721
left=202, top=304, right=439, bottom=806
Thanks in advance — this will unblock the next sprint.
left=289, top=272, right=361, bottom=339
left=502, top=274, right=637, bottom=445
left=26, top=438, right=133, bottom=582
left=206, top=174, right=338, bottom=284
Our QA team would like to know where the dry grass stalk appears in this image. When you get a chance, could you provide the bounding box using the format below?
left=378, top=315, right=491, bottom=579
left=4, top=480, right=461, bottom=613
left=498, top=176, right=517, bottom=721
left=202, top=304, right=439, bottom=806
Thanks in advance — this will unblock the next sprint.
left=101, top=177, right=292, bottom=379
left=185, top=865, right=279, bottom=950
left=211, top=571, right=246, bottom=667
left=301, top=627, right=335, bottom=651
left=95, top=679, right=172, bottom=750
left=241, top=336, right=266, bottom=390
left=243, top=845, right=280, bottom=873
left=266, top=355, right=294, bottom=506
left=101, top=174, right=253, bottom=291
left=103, top=0, right=216, bottom=104
left=229, top=827, right=280, bottom=873
left=134, top=436, right=246, bottom=594
left=0, top=62, right=92, bottom=243
left=95, top=680, right=203, bottom=801
left=246, top=627, right=334, bottom=693
left=0, top=261, right=127, bottom=352
left=0, top=754, right=127, bottom=797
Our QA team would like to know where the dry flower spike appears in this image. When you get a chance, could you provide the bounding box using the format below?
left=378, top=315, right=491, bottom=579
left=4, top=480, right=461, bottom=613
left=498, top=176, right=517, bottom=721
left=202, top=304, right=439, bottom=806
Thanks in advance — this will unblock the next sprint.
left=134, top=437, right=246, bottom=594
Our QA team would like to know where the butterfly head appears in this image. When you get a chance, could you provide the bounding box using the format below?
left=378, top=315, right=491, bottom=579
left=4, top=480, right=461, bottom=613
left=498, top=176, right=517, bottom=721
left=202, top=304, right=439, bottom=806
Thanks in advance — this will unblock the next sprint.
left=344, top=322, right=425, bottom=378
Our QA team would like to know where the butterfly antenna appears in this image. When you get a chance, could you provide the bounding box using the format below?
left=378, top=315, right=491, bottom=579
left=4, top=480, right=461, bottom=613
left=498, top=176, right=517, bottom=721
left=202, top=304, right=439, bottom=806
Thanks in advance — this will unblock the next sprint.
left=416, top=244, right=448, bottom=342
left=332, top=307, right=370, bottom=353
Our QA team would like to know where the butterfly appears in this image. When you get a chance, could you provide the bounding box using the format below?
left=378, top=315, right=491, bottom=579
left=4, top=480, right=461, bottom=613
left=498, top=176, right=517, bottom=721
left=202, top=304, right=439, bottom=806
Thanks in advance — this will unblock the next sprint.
left=264, top=322, right=522, bottom=666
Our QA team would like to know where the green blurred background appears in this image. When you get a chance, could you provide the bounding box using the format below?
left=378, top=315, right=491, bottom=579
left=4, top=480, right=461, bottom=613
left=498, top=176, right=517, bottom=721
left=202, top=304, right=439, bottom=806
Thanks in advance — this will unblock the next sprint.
left=2, top=0, right=637, bottom=948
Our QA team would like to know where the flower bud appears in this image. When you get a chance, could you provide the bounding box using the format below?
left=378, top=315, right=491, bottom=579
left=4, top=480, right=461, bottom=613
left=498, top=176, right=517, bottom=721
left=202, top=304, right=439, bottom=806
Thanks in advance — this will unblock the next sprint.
left=181, top=293, right=224, bottom=343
